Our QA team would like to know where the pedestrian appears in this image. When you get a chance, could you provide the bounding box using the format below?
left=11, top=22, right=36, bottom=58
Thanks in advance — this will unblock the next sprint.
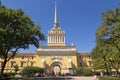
left=93, top=74, right=97, bottom=80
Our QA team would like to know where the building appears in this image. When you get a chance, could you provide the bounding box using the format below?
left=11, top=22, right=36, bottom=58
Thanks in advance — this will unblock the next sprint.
left=0, top=3, right=92, bottom=74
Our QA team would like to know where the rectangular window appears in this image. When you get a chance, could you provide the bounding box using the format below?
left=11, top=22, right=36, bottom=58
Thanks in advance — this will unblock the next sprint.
left=11, top=62, right=14, bottom=67
left=88, top=55, right=91, bottom=59
left=31, top=62, right=33, bottom=66
left=22, top=56, right=24, bottom=59
left=32, top=56, right=34, bottom=59
left=80, top=62, right=82, bottom=66
left=79, top=56, right=81, bottom=59
left=21, top=62, right=24, bottom=67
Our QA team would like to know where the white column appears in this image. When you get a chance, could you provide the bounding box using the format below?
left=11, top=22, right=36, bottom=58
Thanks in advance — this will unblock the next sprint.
left=68, top=59, right=72, bottom=68
left=50, top=36, right=51, bottom=43
left=48, top=36, right=49, bottom=43
left=42, top=59, right=46, bottom=68
left=58, top=36, right=59, bottom=43
left=53, top=36, right=54, bottom=43
left=51, top=36, right=53, bottom=43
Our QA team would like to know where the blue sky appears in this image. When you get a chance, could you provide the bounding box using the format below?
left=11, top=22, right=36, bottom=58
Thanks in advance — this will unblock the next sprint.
left=2, top=0, right=120, bottom=52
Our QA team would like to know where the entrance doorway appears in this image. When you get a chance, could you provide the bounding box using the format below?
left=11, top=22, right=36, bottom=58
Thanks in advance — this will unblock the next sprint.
left=51, top=62, right=61, bottom=75
left=53, top=65, right=60, bottom=75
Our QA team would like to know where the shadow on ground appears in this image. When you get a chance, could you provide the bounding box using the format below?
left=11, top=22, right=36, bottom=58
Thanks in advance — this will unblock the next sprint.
left=11, top=77, right=73, bottom=80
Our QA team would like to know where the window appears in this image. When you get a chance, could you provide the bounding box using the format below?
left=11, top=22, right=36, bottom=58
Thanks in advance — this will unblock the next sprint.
left=79, top=56, right=81, bottom=59
left=31, top=56, right=34, bottom=59
left=88, top=55, right=91, bottom=59
left=21, top=62, right=24, bottom=67
left=80, top=62, right=82, bottom=66
left=11, top=62, right=14, bottom=67
left=31, top=62, right=33, bottom=66
left=22, top=56, right=24, bottom=59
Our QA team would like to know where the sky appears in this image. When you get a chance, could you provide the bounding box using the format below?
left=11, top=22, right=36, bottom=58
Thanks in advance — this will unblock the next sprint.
left=2, top=0, right=120, bottom=52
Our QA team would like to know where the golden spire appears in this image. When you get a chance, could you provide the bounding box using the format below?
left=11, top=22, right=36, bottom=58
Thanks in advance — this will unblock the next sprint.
left=54, top=1, right=59, bottom=28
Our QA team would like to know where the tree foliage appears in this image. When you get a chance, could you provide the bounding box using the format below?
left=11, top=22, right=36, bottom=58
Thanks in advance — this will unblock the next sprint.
left=92, top=7, right=120, bottom=75
left=0, top=5, right=45, bottom=76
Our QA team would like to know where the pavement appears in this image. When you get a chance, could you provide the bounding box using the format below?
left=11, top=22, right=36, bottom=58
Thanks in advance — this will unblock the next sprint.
left=10, top=76, right=98, bottom=80
left=71, top=76, right=96, bottom=80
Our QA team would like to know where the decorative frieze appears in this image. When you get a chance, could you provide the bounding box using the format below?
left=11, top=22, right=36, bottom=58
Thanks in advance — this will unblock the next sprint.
left=51, top=56, right=63, bottom=60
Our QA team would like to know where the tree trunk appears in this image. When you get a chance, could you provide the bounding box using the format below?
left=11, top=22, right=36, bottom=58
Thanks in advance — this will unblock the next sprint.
left=0, top=58, right=7, bottom=78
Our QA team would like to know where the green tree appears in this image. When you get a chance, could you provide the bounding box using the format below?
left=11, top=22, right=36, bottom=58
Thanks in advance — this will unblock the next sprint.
left=92, top=7, right=120, bottom=75
left=92, top=25, right=111, bottom=74
left=0, top=5, right=45, bottom=76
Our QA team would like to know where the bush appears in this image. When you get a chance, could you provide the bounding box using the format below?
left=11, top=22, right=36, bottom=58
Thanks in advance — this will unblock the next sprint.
left=4, top=72, right=16, bottom=76
left=75, top=67, right=92, bottom=76
left=99, top=76, right=120, bottom=80
left=75, top=67, right=84, bottom=75
left=21, top=66, right=44, bottom=77
left=14, top=64, right=19, bottom=73
left=0, top=72, right=16, bottom=80
left=83, top=68, right=92, bottom=76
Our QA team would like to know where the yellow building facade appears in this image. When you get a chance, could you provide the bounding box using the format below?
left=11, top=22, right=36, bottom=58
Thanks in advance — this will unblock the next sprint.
left=0, top=3, right=92, bottom=74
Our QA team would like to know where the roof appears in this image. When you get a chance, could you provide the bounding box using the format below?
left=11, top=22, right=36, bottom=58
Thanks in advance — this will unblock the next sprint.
left=15, top=52, right=36, bottom=57
left=38, top=46, right=75, bottom=49
left=77, top=52, right=91, bottom=55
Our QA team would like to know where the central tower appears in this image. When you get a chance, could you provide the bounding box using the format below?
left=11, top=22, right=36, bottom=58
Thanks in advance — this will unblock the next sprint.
left=48, top=2, right=65, bottom=46
left=37, top=2, right=78, bottom=74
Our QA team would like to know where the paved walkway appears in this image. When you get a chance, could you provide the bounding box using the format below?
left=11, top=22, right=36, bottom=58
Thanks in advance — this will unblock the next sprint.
left=72, top=76, right=99, bottom=80
left=71, top=76, right=96, bottom=80
left=11, top=76, right=98, bottom=80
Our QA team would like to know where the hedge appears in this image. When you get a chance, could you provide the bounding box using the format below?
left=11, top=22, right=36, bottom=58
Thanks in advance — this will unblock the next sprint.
left=99, top=76, right=120, bottom=80
left=21, top=66, right=44, bottom=77
left=75, top=67, right=92, bottom=76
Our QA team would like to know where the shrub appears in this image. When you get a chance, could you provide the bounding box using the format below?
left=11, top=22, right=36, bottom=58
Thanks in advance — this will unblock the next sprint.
left=14, top=64, right=19, bottom=73
left=83, top=68, right=92, bottom=76
left=21, top=66, right=44, bottom=77
left=75, top=67, right=92, bottom=76
left=99, top=76, right=120, bottom=80
left=4, top=72, right=16, bottom=76
left=75, top=67, right=84, bottom=75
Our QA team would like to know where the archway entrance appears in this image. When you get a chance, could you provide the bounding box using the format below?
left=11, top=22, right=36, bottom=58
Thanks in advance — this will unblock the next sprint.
left=53, top=65, right=60, bottom=75
left=51, top=62, right=61, bottom=75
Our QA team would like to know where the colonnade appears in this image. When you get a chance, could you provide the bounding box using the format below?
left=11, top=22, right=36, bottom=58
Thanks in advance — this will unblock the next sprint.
left=48, top=36, right=65, bottom=43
